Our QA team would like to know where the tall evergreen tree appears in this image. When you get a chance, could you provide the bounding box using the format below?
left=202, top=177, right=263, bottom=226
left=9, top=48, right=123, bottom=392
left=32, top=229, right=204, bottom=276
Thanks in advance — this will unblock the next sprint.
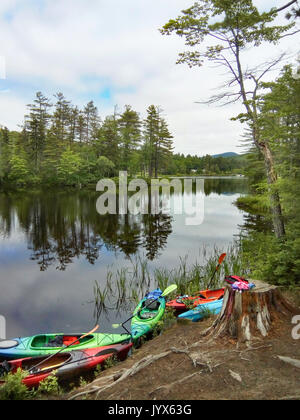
left=83, top=101, right=101, bottom=144
left=156, top=116, right=174, bottom=176
left=95, top=115, right=120, bottom=168
left=143, top=105, right=160, bottom=177
left=118, top=105, right=141, bottom=172
left=24, top=92, right=52, bottom=173
left=51, top=92, right=72, bottom=145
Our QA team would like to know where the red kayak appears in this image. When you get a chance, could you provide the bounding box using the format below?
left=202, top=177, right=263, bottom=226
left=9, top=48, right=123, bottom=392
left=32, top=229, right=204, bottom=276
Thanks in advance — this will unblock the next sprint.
left=0, top=342, right=132, bottom=388
left=166, top=288, right=225, bottom=311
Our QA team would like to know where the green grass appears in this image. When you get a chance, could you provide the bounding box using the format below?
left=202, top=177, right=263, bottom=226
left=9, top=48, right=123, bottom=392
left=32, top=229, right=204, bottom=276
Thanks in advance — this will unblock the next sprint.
left=92, top=244, right=247, bottom=318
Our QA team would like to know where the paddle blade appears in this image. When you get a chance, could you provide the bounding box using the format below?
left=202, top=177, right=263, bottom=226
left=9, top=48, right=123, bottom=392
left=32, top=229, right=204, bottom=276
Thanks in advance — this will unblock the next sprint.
left=162, top=284, right=177, bottom=297
left=218, top=253, right=227, bottom=265
left=112, top=324, right=121, bottom=329
left=79, top=324, right=99, bottom=340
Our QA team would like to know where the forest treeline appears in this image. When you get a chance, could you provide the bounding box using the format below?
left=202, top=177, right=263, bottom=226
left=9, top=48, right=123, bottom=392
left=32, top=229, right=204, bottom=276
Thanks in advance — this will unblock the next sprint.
left=0, top=93, right=245, bottom=187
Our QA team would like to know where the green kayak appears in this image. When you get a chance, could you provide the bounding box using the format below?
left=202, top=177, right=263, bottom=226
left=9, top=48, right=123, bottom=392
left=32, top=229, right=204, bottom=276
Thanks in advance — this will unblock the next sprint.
left=131, top=294, right=166, bottom=340
left=0, top=332, right=131, bottom=360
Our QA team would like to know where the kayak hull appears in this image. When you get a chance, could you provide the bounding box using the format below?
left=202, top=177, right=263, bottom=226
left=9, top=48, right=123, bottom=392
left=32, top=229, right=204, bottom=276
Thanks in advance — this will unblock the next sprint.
left=131, top=297, right=166, bottom=340
left=166, top=288, right=225, bottom=311
left=0, top=342, right=132, bottom=388
left=0, top=332, right=131, bottom=360
left=178, top=299, right=224, bottom=322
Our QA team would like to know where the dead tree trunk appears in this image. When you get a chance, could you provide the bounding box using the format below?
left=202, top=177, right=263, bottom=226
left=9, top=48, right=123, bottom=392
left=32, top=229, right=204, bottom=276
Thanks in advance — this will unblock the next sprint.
left=204, top=280, right=297, bottom=345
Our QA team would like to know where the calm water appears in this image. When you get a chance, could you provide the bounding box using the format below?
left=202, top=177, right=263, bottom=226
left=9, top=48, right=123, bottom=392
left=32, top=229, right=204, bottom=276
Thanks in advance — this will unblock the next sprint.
left=0, top=178, right=248, bottom=338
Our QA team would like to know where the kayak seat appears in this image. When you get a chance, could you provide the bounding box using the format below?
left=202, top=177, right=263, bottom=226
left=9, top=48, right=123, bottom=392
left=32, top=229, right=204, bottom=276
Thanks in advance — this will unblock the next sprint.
left=142, top=299, right=160, bottom=310
left=139, top=310, right=158, bottom=320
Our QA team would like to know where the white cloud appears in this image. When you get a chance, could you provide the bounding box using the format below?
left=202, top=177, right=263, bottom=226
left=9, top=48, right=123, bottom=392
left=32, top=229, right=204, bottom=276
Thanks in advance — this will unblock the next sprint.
left=0, top=0, right=299, bottom=155
left=0, top=93, right=28, bottom=129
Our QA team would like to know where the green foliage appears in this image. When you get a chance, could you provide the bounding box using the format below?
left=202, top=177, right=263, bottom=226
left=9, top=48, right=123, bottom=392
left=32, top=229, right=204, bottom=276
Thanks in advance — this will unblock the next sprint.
left=1, top=90, right=247, bottom=187
left=56, top=148, right=83, bottom=186
left=93, top=356, right=118, bottom=377
left=79, top=377, right=88, bottom=388
left=0, top=369, right=32, bottom=400
left=38, top=372, right=61, bottom=396
left=241, top=232, right=300, bottom=286
left=8, top=150, right=32, bottom=185
left=238, top=65, right=300, bottom=285
left=103, top=355, right=118, bottom=370
left=160, top=1, right=294, bottom=68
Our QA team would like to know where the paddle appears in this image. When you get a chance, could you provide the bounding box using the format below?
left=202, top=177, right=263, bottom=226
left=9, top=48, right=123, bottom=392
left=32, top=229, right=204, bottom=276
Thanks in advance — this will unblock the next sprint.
left=29, top=324, right=99, bottom=374
left=177, top=253, right=227, bottom=302
left=112, top=284, right=177, bottom=336
left=206, top=253, right=227, bottom=291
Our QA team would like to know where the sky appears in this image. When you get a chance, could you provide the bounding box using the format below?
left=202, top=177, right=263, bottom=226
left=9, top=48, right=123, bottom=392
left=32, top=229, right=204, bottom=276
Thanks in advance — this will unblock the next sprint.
left=0, top=0, right=299, bottom=156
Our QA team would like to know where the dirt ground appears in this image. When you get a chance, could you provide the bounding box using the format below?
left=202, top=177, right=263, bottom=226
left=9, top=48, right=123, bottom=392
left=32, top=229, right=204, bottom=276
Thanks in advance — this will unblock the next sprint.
left=67, top=290, right=300, bottom=401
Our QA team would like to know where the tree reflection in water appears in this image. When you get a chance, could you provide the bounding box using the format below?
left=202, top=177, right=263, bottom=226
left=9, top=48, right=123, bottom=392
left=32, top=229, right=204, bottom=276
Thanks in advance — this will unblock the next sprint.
left=0, top=190, right=173, bottom=271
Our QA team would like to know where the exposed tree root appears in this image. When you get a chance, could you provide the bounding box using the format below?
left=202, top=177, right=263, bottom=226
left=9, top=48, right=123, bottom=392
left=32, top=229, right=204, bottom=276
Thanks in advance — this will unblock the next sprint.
left=149, top=372, right=201, bottom=397
left=69, top=351, right=171, bottom=400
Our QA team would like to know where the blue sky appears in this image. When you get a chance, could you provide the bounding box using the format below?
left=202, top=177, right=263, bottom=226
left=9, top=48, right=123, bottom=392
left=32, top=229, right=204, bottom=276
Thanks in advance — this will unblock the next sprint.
left=0, top=0, right=299, bottom=155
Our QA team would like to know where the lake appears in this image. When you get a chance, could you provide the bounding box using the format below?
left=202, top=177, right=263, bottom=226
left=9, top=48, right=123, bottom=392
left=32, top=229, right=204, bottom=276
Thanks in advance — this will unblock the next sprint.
left=0, top=177, right=248, bottom=339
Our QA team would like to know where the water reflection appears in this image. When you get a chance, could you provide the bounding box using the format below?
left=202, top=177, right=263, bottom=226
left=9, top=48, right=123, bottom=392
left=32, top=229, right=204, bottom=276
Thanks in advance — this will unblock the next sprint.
left=0, top=178, right=249, bottom=272
left=0, top=191, right=174, bottom=270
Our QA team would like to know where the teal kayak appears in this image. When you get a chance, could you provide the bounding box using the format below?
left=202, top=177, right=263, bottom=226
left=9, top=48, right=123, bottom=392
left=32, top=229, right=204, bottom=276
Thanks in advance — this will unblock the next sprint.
left=0, top=332, right=131, bottom=360
left=131, top=294, right=166, bottom=340
left=178, top=299, right=223, bottom=322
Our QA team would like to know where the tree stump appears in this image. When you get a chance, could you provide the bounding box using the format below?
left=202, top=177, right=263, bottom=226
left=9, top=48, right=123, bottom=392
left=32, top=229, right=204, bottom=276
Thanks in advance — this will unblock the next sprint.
left=204, top=280, right=298, bottom=345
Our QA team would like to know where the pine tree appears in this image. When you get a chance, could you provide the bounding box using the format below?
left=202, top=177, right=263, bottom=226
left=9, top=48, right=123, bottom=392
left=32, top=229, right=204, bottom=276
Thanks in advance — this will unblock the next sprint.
left=83, top=101, right=101, bottom=144
left=143, top=105, right=160, bottom=177
left=51, top=92, right=72, bottom=145
left=95, top=115, right=120, bottom=168
left=156, top=116, right=174, bottom=176
left=143, top=106, right=174, bottom=177
left=118, top=105, right=141, bottom=172
left=24, top=92, right=52, bottom=173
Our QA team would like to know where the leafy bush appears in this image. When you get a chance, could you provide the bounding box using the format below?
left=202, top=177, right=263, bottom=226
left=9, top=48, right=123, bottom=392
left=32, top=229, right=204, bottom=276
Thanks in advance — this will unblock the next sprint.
left=38, top=372, right=61, bottom=396
left=0, top=369, right=32, bottom=400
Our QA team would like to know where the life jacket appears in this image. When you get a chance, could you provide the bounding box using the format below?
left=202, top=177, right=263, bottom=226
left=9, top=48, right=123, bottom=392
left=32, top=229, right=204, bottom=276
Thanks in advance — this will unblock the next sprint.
left=144, top=288, right=163, bottom=300
left=224, top=275, right=249, bottom=285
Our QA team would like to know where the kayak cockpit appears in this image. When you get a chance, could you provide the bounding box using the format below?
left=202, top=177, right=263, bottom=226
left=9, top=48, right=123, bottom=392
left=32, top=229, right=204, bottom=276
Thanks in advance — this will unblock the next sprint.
left=30, top=334, right=94, bottom=349
left=136, top=299, right=162, bottom=320
left=25, top=353, right=72, bottom=373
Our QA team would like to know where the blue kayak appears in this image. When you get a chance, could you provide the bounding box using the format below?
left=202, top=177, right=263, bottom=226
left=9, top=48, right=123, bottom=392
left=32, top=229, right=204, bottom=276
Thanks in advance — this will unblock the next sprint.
left=178, top=299, right=223, bottom=322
